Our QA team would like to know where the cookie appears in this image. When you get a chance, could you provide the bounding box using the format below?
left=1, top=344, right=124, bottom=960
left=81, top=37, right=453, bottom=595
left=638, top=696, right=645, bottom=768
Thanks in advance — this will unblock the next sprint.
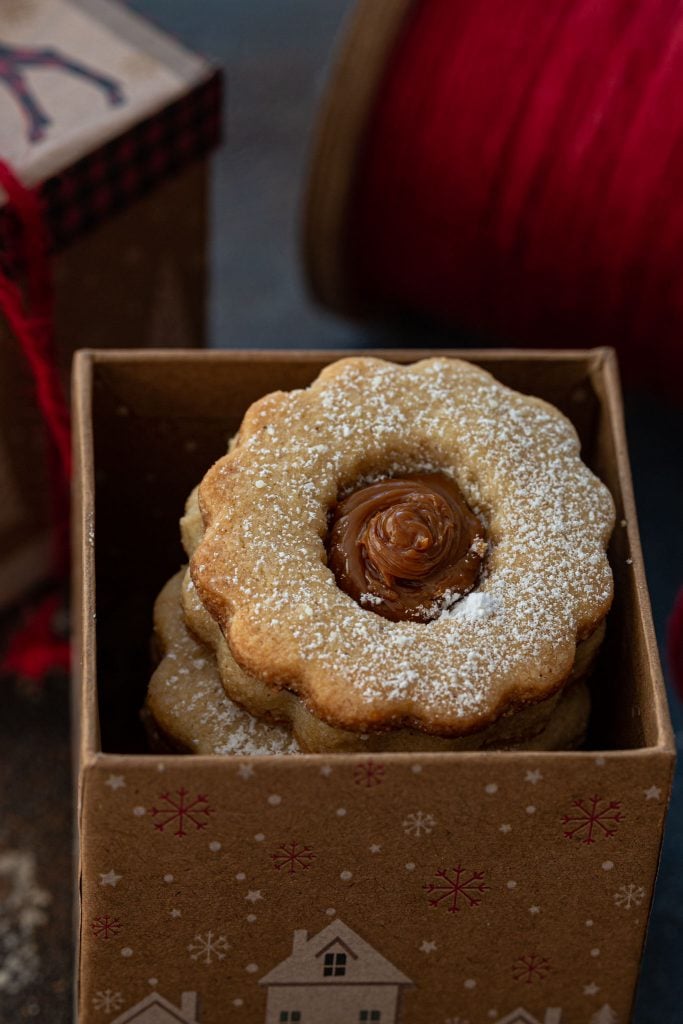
left=189, top=356, right=610, bottom=741
left=189, top=357, right=613, bottom=741
left=146, top=571, right=590, bottom=754
left=181, top=488, right=603, bottom=751
left=144, top=572, right=301, bottom=756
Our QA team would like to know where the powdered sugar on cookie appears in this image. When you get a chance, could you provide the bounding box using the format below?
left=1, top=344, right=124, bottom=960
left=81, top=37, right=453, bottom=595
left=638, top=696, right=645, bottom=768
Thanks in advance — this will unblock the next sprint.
left=190, top=357, right=615, bottom=736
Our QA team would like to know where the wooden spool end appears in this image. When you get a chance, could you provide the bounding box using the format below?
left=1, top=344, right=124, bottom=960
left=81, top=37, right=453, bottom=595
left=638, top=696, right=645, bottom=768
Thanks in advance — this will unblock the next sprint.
left=302, top=0, right=413, bottom=316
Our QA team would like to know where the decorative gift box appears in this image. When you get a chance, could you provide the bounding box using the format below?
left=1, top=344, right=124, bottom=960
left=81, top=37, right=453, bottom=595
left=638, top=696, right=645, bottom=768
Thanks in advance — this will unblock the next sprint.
left=0, top=0, right=221, bottom=609
left=72, top=348, right=673, bottom=1024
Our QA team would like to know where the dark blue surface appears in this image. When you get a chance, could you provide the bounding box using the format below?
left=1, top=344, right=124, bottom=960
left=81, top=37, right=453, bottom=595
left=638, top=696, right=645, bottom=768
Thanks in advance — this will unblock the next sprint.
left=132, top=4, right=683, bottom=1021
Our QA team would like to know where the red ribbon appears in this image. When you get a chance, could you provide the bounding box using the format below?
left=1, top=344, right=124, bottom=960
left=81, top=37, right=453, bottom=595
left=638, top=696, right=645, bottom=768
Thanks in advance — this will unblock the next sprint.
left=0, top=159, right=71, bottom=680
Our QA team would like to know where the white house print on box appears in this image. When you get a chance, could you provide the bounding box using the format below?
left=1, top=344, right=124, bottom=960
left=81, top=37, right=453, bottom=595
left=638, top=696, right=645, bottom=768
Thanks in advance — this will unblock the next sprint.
left=498, top=1010, right=562, bottom=1024
left=259, top=919, right=413, bottom=1023
left=111, top=990, right=199, bottom=1023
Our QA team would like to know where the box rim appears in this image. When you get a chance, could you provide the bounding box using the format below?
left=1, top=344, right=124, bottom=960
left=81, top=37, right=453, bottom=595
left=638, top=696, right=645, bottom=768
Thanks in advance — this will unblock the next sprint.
left=86, top=743, right=675, bottom=768
left=78, top=345, right=614, bottom=364
left=72, top=346, right=675, bottom=766
left=73, top=351, right=100, bottom=765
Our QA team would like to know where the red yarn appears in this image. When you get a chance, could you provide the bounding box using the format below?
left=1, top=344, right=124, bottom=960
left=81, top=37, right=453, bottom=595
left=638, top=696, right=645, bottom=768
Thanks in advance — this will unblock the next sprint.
left=668, top=588, right=683, bottom=701
left=0, top=160, right=71, bottom=681
left=0, top=162, right=71, bottom=491
left=348, top=0, right=683, bottom=393
left=1, top=591, right=70, bottom=681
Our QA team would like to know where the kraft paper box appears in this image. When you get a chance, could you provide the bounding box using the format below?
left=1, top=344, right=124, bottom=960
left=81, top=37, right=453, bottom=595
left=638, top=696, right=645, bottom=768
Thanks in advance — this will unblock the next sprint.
left=72, top=348, right=674, bottom=1024
left=0, top=0, right=222, bottom=609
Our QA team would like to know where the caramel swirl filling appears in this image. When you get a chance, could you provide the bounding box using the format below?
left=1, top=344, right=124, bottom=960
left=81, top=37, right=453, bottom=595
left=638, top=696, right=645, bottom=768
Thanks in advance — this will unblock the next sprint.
left=326, top=473, right=487, bottom=622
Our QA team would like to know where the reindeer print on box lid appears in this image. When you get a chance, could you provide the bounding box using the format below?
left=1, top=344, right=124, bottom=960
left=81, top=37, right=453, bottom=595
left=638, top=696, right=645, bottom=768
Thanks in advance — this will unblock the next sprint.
left=0, top=42, right=123, bottom=143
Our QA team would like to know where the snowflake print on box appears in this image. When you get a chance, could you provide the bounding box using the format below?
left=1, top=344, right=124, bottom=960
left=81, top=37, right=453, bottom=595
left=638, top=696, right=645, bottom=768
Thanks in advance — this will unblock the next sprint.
left=562, top=795, right=623, bottom=844
left=92, top=989, right=123, bottom=1014
left=188, top=930, right=229, bottom=964
left=353, top=760, right=385, bottom=787
left=512, top=953, right=552, bottom=984
left=148, top=788, right=214, bottom=837
left=614, top=883, right=646, bottom=909
left=403, top=811, right=436, bottom=837
left=91, top=915, right=121, bottom=940
left=271, top=841, right=316, bottom=875
left=424, top=865, right=489, bottom=913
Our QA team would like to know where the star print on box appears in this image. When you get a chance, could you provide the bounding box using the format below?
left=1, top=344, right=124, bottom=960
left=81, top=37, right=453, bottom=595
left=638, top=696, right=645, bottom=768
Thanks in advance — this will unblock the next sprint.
left=147, top=788, right=214, bottom=837
left=99, top=870, right=122, bottom=888
left=423, top=865, right=489, bottom=913
left=561, top=795, right=623, bottom=844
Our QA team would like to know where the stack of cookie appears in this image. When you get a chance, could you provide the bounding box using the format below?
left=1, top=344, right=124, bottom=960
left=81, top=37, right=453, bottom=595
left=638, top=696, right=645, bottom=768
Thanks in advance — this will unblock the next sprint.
left=144, top=357, right=615, bottom=756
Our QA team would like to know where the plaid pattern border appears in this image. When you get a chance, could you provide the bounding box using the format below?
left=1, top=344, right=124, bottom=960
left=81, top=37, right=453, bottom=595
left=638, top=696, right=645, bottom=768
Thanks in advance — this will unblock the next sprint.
left=0, top=68, right=223, bottom=275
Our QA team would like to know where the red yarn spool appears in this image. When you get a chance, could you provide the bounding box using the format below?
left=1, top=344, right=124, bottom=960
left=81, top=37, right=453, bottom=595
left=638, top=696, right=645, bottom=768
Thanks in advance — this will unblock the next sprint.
left=305, top=0, right=683, bottom=393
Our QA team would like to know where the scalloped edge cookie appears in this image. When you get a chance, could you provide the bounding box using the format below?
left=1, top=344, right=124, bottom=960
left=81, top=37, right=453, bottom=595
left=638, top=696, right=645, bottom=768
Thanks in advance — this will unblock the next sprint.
left=145, top=571, right=591, bottom=754
left=145, top=572, right=301, bottom=756
left=190, top=357, right=614, bottom=737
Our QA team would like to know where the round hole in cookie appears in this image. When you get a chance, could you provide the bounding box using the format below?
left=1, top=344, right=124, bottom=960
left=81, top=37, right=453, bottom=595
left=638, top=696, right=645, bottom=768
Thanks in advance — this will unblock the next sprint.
left=325, top=471, right=487, bottom=623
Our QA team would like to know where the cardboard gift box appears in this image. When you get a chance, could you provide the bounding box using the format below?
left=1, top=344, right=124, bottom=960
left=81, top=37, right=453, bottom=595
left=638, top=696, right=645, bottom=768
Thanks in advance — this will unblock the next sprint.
left=72, top=348, right=674, bottom=1024
left=0, top=0, right=221, bottom=609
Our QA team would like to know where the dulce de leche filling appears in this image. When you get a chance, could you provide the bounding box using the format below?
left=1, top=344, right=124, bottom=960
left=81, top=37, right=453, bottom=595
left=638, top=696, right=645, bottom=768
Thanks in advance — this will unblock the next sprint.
left=326, top=472, right=487, bottom=622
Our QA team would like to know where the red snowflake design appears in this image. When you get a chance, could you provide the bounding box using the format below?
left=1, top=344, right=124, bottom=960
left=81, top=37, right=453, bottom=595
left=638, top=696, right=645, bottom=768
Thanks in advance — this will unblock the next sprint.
left=562, top=794, right=623, bottom=845
left=423, top=865, right=489, bottom=913
left=353, top=760, right=386, bottom=787
left=91, top=915, right=121, bottom=940
left=512, top=953, right=552, bottom=984
left=148, top=787, right=214, bottom=837
left=271, top=841, right=316, bottom=875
